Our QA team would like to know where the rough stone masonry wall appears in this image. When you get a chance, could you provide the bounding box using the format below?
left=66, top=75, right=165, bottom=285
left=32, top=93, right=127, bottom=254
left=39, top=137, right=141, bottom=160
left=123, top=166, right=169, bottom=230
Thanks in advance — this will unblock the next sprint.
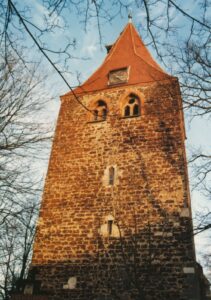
left=31, top=79, right=200, bottom=300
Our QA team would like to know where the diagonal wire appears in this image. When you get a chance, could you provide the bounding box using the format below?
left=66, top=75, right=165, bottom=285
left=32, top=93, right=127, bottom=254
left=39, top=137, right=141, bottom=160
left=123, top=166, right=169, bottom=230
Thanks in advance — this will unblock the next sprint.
left=8, top=0, right=93, bottom=114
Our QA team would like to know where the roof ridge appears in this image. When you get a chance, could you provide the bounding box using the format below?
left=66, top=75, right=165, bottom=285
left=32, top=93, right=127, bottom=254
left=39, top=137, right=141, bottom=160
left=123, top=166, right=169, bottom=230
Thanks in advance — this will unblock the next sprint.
left=104, top=24, right=129, bottom=63
left=129, top=24, right=169, bottom=76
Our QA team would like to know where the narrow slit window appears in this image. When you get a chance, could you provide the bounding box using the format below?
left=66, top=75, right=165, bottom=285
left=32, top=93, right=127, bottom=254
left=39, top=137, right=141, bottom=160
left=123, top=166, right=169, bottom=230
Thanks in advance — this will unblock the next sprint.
left=102, top=108, right=107, bottom=120
left=109, top=167, right=115, bottom=185
left=107, top=220, right=113, bottom=235
left=133, top=104, right=139, bottom=116
left=94, top=110, right=98, bottom=121
left=124, top=106, right=130, bottom=117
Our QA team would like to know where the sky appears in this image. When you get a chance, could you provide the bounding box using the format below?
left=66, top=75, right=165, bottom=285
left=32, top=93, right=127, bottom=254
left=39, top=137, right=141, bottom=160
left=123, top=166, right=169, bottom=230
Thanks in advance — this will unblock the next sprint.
left=16, top=0, right=211, bottom=276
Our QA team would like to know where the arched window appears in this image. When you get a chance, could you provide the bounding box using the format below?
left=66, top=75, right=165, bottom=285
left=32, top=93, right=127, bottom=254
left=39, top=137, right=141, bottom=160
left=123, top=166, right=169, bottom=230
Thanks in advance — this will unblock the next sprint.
left=93, top=100, right=108, bottom=121
left=133, top=104, right=139, bottom=115
left=123, top=94, right=140, bottom=117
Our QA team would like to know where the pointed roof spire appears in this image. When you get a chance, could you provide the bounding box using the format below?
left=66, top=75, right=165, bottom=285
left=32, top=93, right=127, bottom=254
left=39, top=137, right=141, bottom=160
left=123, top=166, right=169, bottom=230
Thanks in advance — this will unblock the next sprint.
left=67, top=22, right=172, bottom=96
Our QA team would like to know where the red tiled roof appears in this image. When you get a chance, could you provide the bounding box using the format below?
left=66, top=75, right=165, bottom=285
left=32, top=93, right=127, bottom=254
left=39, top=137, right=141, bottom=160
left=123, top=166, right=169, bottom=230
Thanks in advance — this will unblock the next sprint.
left=64, top=23, right=172, bottom=96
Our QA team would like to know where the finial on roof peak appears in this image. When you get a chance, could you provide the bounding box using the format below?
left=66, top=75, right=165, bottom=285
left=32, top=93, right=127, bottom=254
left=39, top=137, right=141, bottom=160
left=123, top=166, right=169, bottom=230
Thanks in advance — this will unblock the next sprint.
left=128, top=10, right=132, bottom=23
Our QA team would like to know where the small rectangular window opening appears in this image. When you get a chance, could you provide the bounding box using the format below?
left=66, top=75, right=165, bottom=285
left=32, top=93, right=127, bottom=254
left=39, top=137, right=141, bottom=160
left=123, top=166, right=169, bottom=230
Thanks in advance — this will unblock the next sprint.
left=108, top=67, right=129, bottom=85
left=109, top=167, right=115, bottom=185
left=107, top=220, right=113, bottom=235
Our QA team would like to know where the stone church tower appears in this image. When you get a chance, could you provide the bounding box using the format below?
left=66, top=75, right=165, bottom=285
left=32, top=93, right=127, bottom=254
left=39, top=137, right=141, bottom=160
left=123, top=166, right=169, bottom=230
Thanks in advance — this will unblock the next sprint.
left=21, top=21, right=208, bottom=300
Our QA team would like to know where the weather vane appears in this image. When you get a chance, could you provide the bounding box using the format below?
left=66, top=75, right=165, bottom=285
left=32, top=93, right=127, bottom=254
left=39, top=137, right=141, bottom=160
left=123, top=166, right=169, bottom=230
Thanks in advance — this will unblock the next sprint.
left=128, top=8, right=133, bottom=23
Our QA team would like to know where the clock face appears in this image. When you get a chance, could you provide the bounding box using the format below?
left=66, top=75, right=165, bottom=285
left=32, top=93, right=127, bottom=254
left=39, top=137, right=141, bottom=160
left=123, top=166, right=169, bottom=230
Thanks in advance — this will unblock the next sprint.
left=108, top=67, right=129, bottom=85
